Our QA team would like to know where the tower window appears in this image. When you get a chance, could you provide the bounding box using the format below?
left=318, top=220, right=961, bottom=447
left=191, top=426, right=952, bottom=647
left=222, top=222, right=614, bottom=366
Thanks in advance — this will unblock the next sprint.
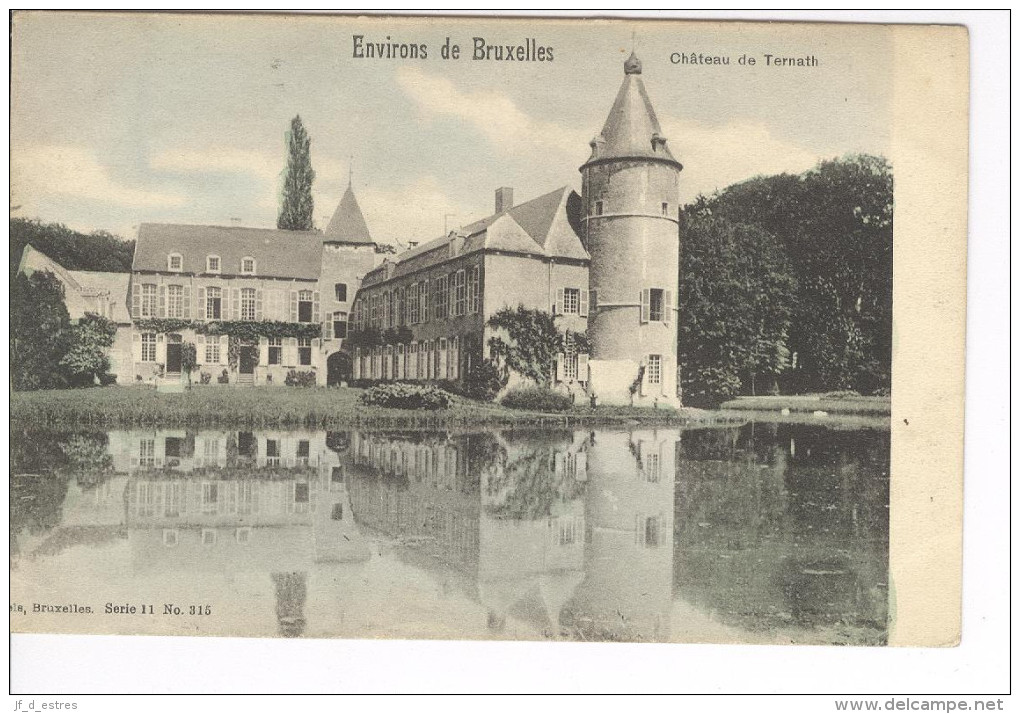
left=649, top=289, right=665, bottom=322
left=594, top=200, right=603, bottom=216
left=661, top=202, right=670, bottom=216
left=647, top=354, right=662, bottom=385
left=335, top=283, right=348, bottom=302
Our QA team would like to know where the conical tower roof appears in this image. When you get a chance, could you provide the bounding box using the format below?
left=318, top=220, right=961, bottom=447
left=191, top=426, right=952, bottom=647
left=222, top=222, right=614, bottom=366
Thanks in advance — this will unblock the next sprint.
left=581, top=52, right=682, bottom=171
left=324, top=185, right=374, bottom=245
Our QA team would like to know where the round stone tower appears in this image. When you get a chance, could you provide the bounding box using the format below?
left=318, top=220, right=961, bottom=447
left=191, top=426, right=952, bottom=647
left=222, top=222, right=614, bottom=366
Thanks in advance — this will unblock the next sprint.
left=581, top=52, right=683, bottom=407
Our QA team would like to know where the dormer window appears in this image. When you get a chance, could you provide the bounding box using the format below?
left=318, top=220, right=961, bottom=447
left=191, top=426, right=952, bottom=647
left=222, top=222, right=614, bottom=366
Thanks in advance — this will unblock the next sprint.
left=661, top=202, right=670, bottom=216
left=206, top=255, right=221, bottom=274
left=241, top=257, right=256, bottom=275
left=167, top=253, right=183, bottom=272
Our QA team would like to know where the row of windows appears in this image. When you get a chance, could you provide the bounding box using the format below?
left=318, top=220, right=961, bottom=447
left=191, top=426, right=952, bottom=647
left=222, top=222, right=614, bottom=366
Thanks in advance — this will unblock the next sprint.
left=353, top=337, right=462, bottom=382
left=591, top=201, right=673, bottom=217
left=137, top=334, right=314, bottom=366
left=134, top=284, right=320, bottom=323
left=166, top=254, right=257, bottom=275
left=353, top=265, right=480, bottom=331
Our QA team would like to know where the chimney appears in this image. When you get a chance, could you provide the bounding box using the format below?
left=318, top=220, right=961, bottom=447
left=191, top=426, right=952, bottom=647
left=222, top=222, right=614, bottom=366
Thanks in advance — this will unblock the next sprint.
left=495, top=186, right=514, bottom=214
left=407, top=241, right=418, bottom=249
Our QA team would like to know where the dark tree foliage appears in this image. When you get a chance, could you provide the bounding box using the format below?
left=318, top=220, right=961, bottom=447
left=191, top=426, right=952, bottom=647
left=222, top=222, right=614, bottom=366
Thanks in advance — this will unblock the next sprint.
left=277, top=115, right=316, bottom=231
left=60, top=313, right=118, bottom=387
left=686, top=154, right=893, bottom=396
left=10, top=218, right=134, bottom=278
left=678, top=214, right=797, bottom=406
left=11, top=271, right=72, bottom=391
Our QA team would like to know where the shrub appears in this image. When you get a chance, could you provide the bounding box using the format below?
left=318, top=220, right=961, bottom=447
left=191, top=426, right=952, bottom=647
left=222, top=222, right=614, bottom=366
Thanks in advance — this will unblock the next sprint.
left=99, top=373, right=118, bottom=386
left=359, top=383, right=452, bottom=410
left=284, top=369, right=317, bottom=387
left=463, top=359, right=507, bottom=402
left=199, top=372, right=212, bottom=385
left=499, top=386, right=572, bottom=412
left=822, top=390, right=862, bottom=400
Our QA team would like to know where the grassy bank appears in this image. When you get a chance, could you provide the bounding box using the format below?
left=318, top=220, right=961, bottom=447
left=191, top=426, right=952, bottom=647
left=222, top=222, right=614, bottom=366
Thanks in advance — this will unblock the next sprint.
left=719, top=394, right=891, bottom=416
left=11, top=385, right=745, bottom=430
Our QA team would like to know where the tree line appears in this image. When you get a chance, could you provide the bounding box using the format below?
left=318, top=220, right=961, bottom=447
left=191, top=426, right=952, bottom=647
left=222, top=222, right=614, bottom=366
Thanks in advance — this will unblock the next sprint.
left=678, top=153, right=893, bottom=404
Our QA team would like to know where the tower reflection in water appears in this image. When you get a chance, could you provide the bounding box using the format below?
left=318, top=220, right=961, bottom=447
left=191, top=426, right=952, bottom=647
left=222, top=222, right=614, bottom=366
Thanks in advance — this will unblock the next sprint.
left=12, top=422, right=888, bottom=643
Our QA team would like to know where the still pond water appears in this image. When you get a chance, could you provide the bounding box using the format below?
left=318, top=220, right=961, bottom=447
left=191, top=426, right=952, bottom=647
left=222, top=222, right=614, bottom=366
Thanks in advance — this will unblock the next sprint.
left=11, top=420, right=889, bottom=645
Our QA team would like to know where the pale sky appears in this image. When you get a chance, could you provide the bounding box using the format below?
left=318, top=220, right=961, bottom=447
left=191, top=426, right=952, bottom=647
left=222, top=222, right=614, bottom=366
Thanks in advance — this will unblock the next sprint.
left=11, top=13, right=893, bottom=246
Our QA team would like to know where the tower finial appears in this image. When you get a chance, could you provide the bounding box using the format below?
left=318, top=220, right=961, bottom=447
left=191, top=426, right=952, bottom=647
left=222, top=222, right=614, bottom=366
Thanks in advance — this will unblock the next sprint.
left=624, top=49, right=642, bottom=75
left=348, top=155, right=354, bottom=188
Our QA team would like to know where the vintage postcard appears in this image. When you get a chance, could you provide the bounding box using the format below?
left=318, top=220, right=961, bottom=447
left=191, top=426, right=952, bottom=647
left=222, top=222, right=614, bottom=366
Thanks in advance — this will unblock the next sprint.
left=9, top=12, right=967, bottom=651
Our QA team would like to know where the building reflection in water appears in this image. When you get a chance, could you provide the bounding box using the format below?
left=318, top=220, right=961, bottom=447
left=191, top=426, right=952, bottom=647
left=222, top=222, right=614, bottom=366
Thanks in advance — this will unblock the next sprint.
left=11, top=421, right=888, bottom=643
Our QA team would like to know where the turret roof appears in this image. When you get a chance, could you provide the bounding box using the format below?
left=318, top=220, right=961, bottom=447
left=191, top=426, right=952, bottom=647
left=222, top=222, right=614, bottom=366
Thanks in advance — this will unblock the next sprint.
left=324, top=185, right=374, bottom=245
left=582, top=53, right=682, bottom=170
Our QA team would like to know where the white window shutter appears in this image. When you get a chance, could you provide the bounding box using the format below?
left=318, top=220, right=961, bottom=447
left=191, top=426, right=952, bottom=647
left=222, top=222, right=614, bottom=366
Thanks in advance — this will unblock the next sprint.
left=196, top=335, right=205, bottom=365
left=132, top=333, right=142, bottom=362
left=555, top=287, right=564, bottom=314
left=578, top=353, right=589, bottom=382
left=259, top=337, right=268, bottom=365
left=323, top=319, right=332, bottom=340
left=290, top=291, right=298, bottom=322
left=664, top=290, right=673, bottom=324
left=255, top=289, right=263, bottom=320
left=197, top=287, right=205, bottom=319
left=286, top=338, right=297, bottom=366
left=182, top=285, right=191, bottom=317
left=156, top=334, right=167, bottom=365
left=131, top=283, right=141, bottom=318
left=231, top=288, right=240, bottom=320
left=219, top=335, right=229, bottom=365
left=555, top=352, right=565, bottom=382
left=158, top=285, right=166, bottom=318
left=579, top=289, right=589, bottom=317
left=640, top=289, right=650, bottom=323
left=312, top=291, right=320, bottom=323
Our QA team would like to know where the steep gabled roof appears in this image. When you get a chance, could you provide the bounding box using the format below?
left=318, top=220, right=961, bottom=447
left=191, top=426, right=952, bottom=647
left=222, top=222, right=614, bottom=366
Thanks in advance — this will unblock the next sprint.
left=133, top=223, right=325, bottom=280
left=582, top=53, right=682, bottom=170
left=324, top=185, right=373, bottom=245
left=371, top=186, right=588, bottom=283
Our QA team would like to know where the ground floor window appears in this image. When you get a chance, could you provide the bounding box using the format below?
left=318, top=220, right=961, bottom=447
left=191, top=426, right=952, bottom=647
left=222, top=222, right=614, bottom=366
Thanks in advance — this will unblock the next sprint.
left=141, top=333, right=157, bottom=362
left=268, top=337, right=282, bottom=365
left=647, top=354, right=662, bottom=385
left=205, top=338, right=221, bottom=365
left=298, top=338, right=312, bottom=366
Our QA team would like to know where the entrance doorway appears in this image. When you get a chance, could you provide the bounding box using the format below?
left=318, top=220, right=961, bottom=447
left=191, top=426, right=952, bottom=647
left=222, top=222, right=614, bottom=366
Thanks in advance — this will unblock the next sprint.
left=166, top=334, right=183, bottom=374
left=239, top=346, right=258, bottom=375
left=327, top=351, right=352, bottom=387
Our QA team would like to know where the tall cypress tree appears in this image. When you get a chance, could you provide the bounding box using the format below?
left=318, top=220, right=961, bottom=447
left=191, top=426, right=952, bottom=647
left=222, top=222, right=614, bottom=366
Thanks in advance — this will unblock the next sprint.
left=277, top=115, right=315, bottom=231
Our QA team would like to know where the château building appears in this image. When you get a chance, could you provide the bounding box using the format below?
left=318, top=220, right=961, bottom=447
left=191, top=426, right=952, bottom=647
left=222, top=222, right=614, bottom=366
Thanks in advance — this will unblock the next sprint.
left=18, top=53, right=681, bottom=403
